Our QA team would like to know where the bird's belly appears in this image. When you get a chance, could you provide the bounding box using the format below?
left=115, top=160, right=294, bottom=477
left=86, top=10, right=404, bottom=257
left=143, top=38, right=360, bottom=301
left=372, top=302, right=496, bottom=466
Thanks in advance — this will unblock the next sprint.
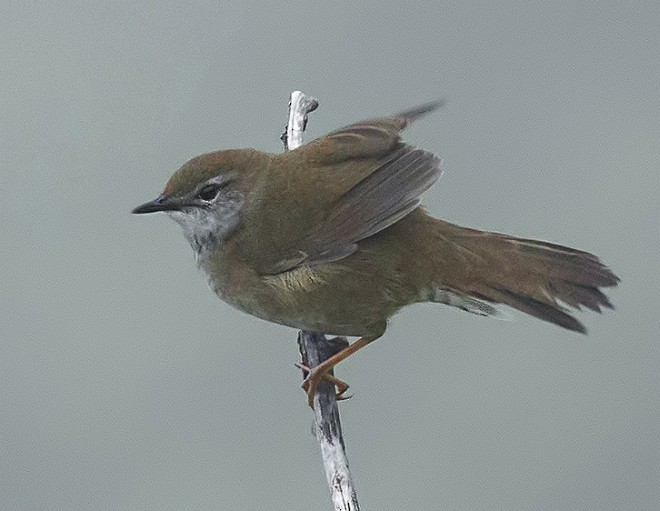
left=212, top=261, right=396, bottom=337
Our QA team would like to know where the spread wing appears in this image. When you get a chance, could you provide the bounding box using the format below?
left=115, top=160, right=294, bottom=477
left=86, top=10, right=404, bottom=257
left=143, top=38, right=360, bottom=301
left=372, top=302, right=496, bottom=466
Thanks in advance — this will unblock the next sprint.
left=306, top=100, right=445, bottom=163
left=245, top=101, right=444, bottom=275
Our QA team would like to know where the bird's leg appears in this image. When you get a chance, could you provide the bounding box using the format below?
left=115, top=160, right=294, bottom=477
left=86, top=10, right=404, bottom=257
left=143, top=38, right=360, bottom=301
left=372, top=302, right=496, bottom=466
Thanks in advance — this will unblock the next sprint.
left=295, top=362, right=350, bottom=399
left=301, top=335, right=380, bottom=408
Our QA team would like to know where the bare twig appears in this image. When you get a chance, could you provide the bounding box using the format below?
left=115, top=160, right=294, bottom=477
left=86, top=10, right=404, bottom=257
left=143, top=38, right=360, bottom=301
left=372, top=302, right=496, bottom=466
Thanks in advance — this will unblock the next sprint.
left=282, top=91, right=360, bottom=511
left=281, top=90, right=318, bottom=151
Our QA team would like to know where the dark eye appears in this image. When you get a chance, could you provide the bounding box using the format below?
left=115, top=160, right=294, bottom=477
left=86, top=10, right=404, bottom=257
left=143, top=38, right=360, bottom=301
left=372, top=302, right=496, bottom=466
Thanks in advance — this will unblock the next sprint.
left=197, top=184, right=219, bottom=201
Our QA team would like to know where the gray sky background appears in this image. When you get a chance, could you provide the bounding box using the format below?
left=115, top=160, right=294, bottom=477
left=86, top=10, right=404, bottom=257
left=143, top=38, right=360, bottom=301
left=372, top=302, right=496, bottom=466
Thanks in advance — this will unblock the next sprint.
left=2, top=1, right=658, bottom=510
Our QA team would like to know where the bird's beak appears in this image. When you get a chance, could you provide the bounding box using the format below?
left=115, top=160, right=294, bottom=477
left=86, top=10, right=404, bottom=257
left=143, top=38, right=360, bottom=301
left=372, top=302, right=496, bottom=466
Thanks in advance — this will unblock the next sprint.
left=132, top=194, right=182, bottom=214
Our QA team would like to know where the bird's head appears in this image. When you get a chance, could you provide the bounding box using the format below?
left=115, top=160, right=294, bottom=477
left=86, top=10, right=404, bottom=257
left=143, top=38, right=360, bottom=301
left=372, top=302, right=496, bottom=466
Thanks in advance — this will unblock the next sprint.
left=133, top=149, right=262, bottom=254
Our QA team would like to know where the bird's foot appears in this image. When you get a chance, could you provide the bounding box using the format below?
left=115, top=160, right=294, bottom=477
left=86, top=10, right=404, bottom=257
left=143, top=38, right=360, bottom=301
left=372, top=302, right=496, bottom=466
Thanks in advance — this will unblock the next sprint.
left=295, top=363, right=350, bottom=408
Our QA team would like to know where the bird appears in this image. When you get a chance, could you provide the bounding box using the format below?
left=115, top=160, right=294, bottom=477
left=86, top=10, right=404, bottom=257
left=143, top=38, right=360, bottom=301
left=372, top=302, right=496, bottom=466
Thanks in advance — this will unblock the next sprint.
left=133, top=101, right=619, bottom=407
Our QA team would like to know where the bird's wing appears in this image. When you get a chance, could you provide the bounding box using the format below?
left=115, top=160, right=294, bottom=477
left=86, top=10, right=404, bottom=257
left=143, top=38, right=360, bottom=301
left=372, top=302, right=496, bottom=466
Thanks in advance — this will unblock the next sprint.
left=254, top=102, right=444, bottom=275
left=302, top=99, right=445, bottom=163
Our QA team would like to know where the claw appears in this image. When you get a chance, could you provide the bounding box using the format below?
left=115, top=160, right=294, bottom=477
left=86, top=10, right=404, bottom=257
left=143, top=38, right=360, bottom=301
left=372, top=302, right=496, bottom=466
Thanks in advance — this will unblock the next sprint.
left=303, top=368, right=321, bottom=408
left=295, top=363, right=351, bottom=408
left=294, top=334, right=379, bottom=408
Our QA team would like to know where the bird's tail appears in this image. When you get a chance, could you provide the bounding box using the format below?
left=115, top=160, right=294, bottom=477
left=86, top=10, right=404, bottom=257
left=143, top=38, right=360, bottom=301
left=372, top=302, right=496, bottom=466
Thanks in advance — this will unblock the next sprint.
left=428, top=220, right=619, bottom=333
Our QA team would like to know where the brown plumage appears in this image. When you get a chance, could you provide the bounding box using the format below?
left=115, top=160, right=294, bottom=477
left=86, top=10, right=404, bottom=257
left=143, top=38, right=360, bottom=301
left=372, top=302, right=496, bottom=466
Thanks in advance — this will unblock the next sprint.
left=133, top=100, right=619, bottom=406
left=418, top=219, right=618, bottom=333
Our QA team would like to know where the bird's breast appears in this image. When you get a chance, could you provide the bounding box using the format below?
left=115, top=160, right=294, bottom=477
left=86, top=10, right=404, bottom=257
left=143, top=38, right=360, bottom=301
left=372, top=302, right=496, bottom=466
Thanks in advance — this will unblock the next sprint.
left=199, top=242, right=401, bottom=336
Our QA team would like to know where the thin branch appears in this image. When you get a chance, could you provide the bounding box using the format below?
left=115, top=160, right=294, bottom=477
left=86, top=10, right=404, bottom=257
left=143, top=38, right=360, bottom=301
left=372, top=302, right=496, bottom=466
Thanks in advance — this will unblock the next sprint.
left=282, top=91, right=360, bottom=511
left=281, top=90, right=318, bottom=151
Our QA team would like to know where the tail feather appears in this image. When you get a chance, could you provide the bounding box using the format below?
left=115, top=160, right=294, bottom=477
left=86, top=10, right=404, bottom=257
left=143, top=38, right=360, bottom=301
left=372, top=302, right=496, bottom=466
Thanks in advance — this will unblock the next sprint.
left=434, top=222, right=619, bottom=333
left=486, top=286, right=587, bottom=333
left=511, top=239, right=618, bottom=288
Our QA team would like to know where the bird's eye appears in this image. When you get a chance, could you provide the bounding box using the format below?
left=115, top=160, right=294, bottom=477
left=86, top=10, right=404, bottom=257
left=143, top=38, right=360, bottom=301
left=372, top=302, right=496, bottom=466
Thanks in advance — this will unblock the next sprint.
left=197, top=184, right=219, bottom=202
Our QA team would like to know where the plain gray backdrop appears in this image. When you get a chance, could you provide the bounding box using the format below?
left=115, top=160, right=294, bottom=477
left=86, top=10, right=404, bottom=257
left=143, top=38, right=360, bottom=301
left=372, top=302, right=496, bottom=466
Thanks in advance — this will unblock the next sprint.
left=2, top=1, right=658, bottom=510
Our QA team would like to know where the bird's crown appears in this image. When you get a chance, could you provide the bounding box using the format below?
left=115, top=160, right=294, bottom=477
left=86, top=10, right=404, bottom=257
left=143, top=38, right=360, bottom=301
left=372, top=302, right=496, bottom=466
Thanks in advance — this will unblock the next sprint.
left=162, top=149, right=257, bottom=198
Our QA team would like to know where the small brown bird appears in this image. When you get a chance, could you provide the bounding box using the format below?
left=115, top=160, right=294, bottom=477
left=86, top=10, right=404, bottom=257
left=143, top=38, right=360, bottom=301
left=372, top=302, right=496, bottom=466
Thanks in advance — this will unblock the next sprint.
left=133, top=101, right=618, bottom=407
